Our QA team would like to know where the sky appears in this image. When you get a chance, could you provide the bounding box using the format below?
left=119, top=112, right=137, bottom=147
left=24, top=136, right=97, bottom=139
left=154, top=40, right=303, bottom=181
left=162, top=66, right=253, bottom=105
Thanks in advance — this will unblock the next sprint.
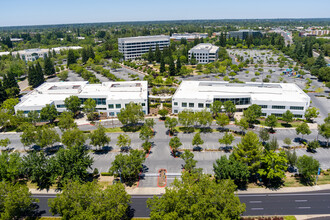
left=1, top=0, right=329, bottom=27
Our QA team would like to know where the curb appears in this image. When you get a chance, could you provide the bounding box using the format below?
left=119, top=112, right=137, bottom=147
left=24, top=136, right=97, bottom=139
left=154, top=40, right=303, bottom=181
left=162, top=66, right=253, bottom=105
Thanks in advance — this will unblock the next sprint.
left=157, top=169, right=167, bottom=188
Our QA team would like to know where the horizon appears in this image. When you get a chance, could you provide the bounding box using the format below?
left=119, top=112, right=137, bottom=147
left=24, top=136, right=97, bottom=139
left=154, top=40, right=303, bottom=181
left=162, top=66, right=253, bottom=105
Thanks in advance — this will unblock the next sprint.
left=1, top=0, right=330, bottom=27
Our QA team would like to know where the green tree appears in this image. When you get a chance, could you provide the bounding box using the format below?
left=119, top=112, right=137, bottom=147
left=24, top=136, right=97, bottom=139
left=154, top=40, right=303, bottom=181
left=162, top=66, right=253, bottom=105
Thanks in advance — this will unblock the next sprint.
left=0, top=182, right=38, bottom=219
left=64, top=96, right=81, bottom=115
left=169, top=56, right=176, bottom=76
left=169, top=136, right=182, bottom=156
left=282, top=110, right=294, bottom=125
left=117, top=102, right=144, bottom=126
left=258, top=150, right=288, bottom=186
left=178, top=109, right=195, bottom=129
left=286, top=150, right=297, bottom=168
left=304, top=107, right=320, bottom=122
left=297, top=155, right=320, bottom=185
left=49, top=181, right=130, bottom=220
left=159, top=55, right=165, bottom=73
left=243, top=104, right=262, bottom=126
left=219, top=132, right=234, bottom=148
left=67, top=49, right=76, bottom=67
left=155, top=45, right=161, bottom=63
left=319, top=122, right=330, bottom=146
left=165, top=117, right=178, bottom=135
left=265, top=115, right=278, bottom=130
left=190, top=53, right=197, bottom=65
left=20, top=123, right=36, bottom=149
left=81, top=47, right=88, bottom=63
left=144, top=118, right=155, bottom=128
left=57, top=70, right=68, bottom=81
left=109, top=150, right=145, bottom=185
left=147, top=173, right=245, bottom=219
left=223, top=101, right=236, bottom=118
left=192, top=133, right=204, bottom=149
left=83, top=98, right=97, bottom=120
left=210, top=100, right=222, bottom=117
left=307, top=139, right=320, bottom=152
left=27, top=110, right=40, bottom=125
left=195, top=109, right=213, bottom=127
left=35, top=125, right=60, bottom=149
left=213, top=155, right=250, bottom=188
left=1, top=98, right=19, bottom=115
left=180, top=150, right=200, bottom=173
left=117, top=134, right=131, bottom=150
left=44, top=55, right=55, bottom=76
left=0, top=138, right=10, bottom=150
left=22, top=151, right=55, bottom=190
left=58, top=111, right=76, bottom=131
left=233, top=131, right=263, bottom=175
left=53, top=145, right=93, bottom=187
left=235, top=118, right=249, bottom=134
left=296, top=122, right=311, bottom=140
left=158, top=108, right=168, bottom=119
left=0, top=152, right=22, bottom=182
left=0, top=80, right=8, bottom=104
left=61, top=128, right=86, bottom=148
left=40, top=104, right=58, bottom=123
left=3, top=72, right=20, bottom=97
left=284, top=137, right=292, bottom=147
left=139, top=125, right=154, bottom=144
left=89, top=125, right=110, bottom=150
left=215, top=113, right=230, bottom=129
left=147, top=47, right=154, bottom=63
left=259, top=128, right=270, bottom=143
left=176, top=57, right=181, bottom=73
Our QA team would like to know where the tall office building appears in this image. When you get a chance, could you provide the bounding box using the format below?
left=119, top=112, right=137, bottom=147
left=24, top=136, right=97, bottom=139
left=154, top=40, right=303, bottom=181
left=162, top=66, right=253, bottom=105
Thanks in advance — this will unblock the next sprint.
left=118, top=35, right=170, bottom=60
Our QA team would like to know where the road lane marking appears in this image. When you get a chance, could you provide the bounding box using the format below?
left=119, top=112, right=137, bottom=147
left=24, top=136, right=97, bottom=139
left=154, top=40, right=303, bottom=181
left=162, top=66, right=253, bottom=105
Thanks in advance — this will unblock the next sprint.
left=251, top=208, right=264, bottom=210
left=249, top=201, right=262, bottom=203
left=269, top=193, right=330, bottom=197
left=297, top=207, right=311, bottom=209
left=239, top=194, right=267, bottom=197
left=295, top=200, right=307, bottom=202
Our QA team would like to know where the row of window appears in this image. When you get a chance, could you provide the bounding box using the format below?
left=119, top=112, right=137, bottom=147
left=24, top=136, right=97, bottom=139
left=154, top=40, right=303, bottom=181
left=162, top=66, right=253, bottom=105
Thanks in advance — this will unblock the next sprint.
left=174, top=102, right=211, bottom=108
left=120, top=41, right=169, bottom=46
left=79, top=98, right=106, bottom=105
left=108, top=103, right=145, bottom=109
left=271, top=113, right=303, bottom=118
left=214, top=98, right=251, bottom=105
left=109, top=110, right=146, bottom=116
left=23, top=110, right=41, bottom=114
left=259, top=105, right=304, bottom=110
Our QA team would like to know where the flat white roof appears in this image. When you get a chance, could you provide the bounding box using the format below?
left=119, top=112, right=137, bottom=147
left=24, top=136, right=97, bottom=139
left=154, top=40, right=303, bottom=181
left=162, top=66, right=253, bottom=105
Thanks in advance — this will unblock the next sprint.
left=189, top=43, right=219, bottom=53
left=118, top=35, right=170, bottom=43
left=16, top=81, right=148, bottom=109
left=173, top=81, right=310, bottom=103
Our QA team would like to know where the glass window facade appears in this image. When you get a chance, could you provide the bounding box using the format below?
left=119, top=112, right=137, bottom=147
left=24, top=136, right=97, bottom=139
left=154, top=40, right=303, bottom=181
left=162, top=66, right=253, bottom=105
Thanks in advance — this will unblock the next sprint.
left=174, top=102, right=178, bottom=106
left=108, top=104, right=114, bottom=109
left=56, top=104, right=66, bottom=108
left=271, top=113, right=283, bottom=117
left=80, top=98, right=106, bottom=105
left=206, top=104, right=211, bottom=108
left=189, top=103, right=194, bottom=108
left=272, top=105, right=285, bottom=109
left=214, top=97, right=250, bottom=105
left=259, top=105, right=268, bottom=109
left=116, top=104, right=121, bottom=109
left=294, top=114, right=303, bottom=118
left=198, top=103, right=204, bottom=108
left=182, top=102, right=187, bottom=107
left=290, top=106, right=304, bottom=110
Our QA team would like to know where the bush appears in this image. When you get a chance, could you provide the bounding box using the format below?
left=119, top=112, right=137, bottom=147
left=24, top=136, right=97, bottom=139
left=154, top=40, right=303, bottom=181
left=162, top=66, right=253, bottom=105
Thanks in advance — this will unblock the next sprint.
left=101, top=172, right=111, bottom=176
left=93, top=168, right=99, bottom=175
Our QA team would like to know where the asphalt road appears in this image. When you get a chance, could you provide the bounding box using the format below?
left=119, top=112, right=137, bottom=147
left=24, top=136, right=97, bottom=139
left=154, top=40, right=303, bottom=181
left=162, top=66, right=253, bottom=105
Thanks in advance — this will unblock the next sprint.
left=33, top=190, right=330, bottom=218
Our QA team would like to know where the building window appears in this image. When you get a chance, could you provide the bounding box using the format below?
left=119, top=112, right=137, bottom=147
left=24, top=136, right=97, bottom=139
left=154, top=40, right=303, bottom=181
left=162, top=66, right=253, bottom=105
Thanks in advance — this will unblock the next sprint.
left=294, top=114, right=303, bottom=118
left=259, top=105, right=267, bottom=109
left=206, top=104, right=211, bottom=108
left=271, top=113, right=283, bottom=117
left=23, top=111, right=30, bottom=114
left=141, top=103, right=146, bottom=107
left=109, top=112, right=115, bottom=116
left=174, top=110, right=178, bottom=113
left=96, top=108, right=107, bottom=111
left=198, top=103, right=204, bottom=108
left=290, top=106, right=304, bottom=110
left=56, top=104, right=66, bottom=108
left=272, top=105, right=285, bottom=109
left=261, top=113, right=267, bottom=116
left=189, top=103, right=194, bottom=108
left=116, top=104, right=121, bottom=109
left=108, top=104, right=114, bottom=109
left=174, top=102, right=178, bottom=106
left=214, top=97, right=250, bottom=105
left=182, top=102, right=187, bottom=107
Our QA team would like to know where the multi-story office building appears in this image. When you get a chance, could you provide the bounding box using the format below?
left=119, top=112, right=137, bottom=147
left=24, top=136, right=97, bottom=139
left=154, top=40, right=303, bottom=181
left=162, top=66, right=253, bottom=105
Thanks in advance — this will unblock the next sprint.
left=188, top=43, right=219, bottom=64
left=118, top=35, right=170, bottom=60
left=0, top=46, right=82, bottom=62
left=172, top=81, right=310, bottom=118
left=228, top=30, right=263, bottom=40
left=15, top=81, right=148, bottom=117
left=170, top=33, right=208, bottom=41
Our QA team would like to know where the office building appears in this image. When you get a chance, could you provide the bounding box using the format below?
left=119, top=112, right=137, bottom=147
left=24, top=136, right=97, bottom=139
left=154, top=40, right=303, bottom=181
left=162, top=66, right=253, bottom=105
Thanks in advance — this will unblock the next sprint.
left=15, top=81, right=148, bottom=117
left=118, top=35, right=170, bottom=60
left=172, top=81, right=310, bottom=118
left=188, top=43, right=219, bottom=64
left=170, top=33, right=208, bottom=41
left=228, top=30, right=263, bottom=40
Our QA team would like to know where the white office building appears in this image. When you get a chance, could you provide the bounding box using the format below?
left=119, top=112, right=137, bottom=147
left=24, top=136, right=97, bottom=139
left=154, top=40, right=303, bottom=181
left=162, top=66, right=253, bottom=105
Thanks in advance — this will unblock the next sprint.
left=188, top=43, right=219, bottom=64
left=118, top=35, right=170, bottom=60
left=170, top=33, right=208, bottom=41
left=172, top=81, right=310, bottom=118
left=15, top=81, right=148, bottom=117
left=0, top=46, right=82, bottom=62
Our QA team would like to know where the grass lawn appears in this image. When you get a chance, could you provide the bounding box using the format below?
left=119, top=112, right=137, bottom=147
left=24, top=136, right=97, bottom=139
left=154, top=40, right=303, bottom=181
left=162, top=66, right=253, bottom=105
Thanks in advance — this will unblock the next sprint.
left=104, top=127, right=124, bottom=133
left=283, top=173, right=330, bottom=187
left=259, top=120, right=303, bottom=128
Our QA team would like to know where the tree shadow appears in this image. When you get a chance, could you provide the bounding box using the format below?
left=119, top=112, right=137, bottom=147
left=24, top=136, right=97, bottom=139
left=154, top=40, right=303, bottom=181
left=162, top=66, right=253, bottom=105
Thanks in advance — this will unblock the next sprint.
left=219, top=146, right=233, bottom=153
left=281, top=123, right=292, bottom=128
left=45, top=144, right=64, bottom=156
left=120, top=146, right=131, bottom=153
left=216, top=127, right=229, bottom=132
left=122, top=124, right=143, bottom=132
left=180, top=127, right=194, bottom=133
left=125, top=205, right=136, bottom=219
left=199, top=127, right=213, bottom=133
left=93, top=146, right=113, bottom=154
left=193, top=146, right=203, bottom=151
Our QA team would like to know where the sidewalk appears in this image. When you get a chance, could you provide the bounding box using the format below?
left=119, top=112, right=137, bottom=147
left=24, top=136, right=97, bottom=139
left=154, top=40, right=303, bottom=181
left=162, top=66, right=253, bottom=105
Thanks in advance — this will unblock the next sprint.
left=30, top=184, right=330, bottom=195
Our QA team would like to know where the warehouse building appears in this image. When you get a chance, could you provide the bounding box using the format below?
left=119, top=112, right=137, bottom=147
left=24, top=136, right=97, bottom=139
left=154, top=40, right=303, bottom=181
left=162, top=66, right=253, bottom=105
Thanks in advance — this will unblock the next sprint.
left=188, top=43, right=219, bottom=64
left=118, top=35, right=170, bottom=60
left=172, top=81, right=310, bottom=118
left=15, top=81, right=148, bottom=116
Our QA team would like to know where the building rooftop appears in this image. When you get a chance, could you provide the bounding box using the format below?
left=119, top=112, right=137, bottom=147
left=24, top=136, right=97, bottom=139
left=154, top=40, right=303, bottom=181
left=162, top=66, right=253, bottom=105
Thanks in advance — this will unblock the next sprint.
left=189, top=43, right=219, bottom=53
left=118, top=35, right=170, bottom=43
left=173, top=81, right=310, bottom=103
left=16, top=81, right=148, bottom=109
